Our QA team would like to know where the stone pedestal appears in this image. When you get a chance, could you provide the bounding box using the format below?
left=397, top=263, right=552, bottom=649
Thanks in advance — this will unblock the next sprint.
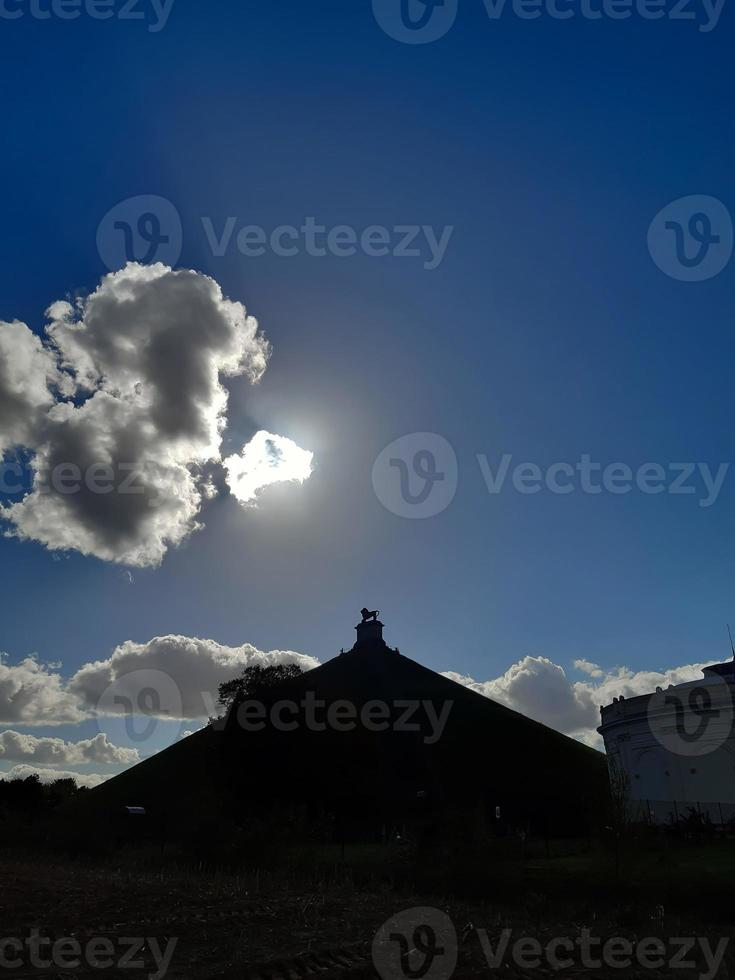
left=354, top=619, right=385, bottom=646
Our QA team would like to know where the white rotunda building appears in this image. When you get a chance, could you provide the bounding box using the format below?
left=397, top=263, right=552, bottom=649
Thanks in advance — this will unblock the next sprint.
left=597, top=656, right=735, bottom=823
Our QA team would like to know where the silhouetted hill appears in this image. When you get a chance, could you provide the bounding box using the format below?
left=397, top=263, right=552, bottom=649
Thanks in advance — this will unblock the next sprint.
left=71, top=624, right=608, bottom=845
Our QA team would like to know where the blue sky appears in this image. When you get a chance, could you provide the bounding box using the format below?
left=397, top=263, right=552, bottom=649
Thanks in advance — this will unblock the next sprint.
left=0, top=0, right=733, bottom=777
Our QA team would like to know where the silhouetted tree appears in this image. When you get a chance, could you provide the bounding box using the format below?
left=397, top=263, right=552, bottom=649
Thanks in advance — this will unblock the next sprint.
left=218, top=663, right=304, bottom=711
left=213, top=663, right=306, bottom=820
left=2, top=774, right=44, bottom=813
left=0, top=774, right=84, bottom=824
left=46, top=777, right=79, bottom=808
left=608, top=762, right=631, bottom=834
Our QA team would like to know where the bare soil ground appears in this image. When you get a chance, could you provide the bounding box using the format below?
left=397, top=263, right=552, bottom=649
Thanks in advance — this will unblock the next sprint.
left=1, top=857, right=733, bottom=979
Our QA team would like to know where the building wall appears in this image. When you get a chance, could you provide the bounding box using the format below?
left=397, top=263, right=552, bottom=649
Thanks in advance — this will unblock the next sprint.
left=598, top=670, right=735, bottom=820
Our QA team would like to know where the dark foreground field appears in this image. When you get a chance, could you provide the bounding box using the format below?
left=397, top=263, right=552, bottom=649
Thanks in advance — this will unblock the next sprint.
left=2, top=841, right=735, bottom=979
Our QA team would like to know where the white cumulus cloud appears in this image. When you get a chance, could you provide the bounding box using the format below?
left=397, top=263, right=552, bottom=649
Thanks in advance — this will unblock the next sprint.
left=69, top=634, right=320, bottom=720
left=443, top=655, right=720, bottom=749
left=224, top=430, right=314, bottom=506
left=0, top=263, right=271, bottom=566
left=0, top=654, right=87, bottom=726
left=1, top=635, right=318, bottom=726
left=443, top=657, right=599, bottom=738
left=0, top=321, right=68, bottom=456
left=0, top=765, right=109, bottom=788
left=0, top=730, right=139, bottom=766
left=573, top=659, right=604, bottom=678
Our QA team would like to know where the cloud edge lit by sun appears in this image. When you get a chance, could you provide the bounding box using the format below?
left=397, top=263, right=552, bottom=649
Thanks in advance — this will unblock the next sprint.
left=223, top=430, right=314, bottom=507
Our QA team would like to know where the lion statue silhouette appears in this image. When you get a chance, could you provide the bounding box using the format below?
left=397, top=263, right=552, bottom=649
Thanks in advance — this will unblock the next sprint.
left=360, top=607, right=379, bottom=623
